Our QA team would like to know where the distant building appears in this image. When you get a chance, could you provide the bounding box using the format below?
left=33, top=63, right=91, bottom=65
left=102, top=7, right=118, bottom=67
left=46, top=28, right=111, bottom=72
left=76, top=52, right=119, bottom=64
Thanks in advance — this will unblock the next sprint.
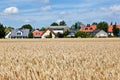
left=33, top=30, right=43, bottom=38
left=80, top=24, right=96, bottom=33
left=7, top=29, right=30, bottom=38
left=108, top=25, right=120, bottom=36
left=41, top=28, right=56, bottom=38
left=45, top=26, right=70, bottom=34
left=108, top=25, right=114, bottom=36
left=95, top=30, right=108, bottom=38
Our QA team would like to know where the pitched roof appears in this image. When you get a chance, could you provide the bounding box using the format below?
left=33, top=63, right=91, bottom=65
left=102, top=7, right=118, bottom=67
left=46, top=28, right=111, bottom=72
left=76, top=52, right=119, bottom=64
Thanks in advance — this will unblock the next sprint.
left=108, top=25, right=120, bottom=33
left=41, top=28, right=56, bottom=36
left=33, top=30, right=43, bottom=36
left=46, top=26, right=70, bottom=31
left=11, top=29, right=30, bottom=37
left=117, top=25, right=120, bottom=29
left=93, top=29, right=101, bottom=34
left=80, top=25, right=97, bottom=32
left=108, top=25, right=113, bottom=32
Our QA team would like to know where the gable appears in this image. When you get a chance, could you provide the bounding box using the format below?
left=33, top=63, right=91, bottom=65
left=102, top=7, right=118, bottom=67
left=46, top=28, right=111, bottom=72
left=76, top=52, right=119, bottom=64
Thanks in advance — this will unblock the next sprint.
left=33, top=30, right=43, bottom=36
left=41, top=28, right=56, bottom=38
left=11, top=29, right=29, bottom=37
left=96, top=30, right=107, bottom=35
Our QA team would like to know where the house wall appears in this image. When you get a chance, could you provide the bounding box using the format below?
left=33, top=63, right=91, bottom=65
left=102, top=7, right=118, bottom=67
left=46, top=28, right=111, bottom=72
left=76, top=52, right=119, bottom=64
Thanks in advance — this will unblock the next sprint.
left=95, top=30, right=108, bottom=38
left=41, top=30, right=55, bottom=38
left=53, top=30, right=63, bottom=34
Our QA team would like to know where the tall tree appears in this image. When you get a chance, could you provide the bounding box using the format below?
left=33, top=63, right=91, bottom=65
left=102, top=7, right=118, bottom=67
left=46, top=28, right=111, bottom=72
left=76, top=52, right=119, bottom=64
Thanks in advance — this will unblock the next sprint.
left=21, top=24, right=33, bottom=31
left=92, top=22, right=97, bottom=25
left=63, top=30, right=70, bottom=37
left=113, top=24, right=119, bottom=37
left=59, top=20, right=66, bottom=26
left=97, top=21, right=108, bottom=32
left=0, top=24, right=5, bottom=38
left=50, top=22, right=58, bottom=26
left=71, top=21, right=83, bottom=30
left=40, top=27, right=46, bottom=31
left=47, top=32, right=52, bottom=38
left=5, top=27, right=14, bottom=35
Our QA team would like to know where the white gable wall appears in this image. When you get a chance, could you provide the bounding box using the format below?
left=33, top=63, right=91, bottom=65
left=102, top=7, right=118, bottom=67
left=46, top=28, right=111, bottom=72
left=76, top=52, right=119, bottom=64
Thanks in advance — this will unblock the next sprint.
left=41, top=30, right=55, bottom=38
left=96, top=30, right=108, bottom=38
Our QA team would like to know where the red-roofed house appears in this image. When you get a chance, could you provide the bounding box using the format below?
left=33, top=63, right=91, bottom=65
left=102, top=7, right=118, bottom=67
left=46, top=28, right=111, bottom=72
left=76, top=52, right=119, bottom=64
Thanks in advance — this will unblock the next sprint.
left=108, top=25, right=120, bottom=36
left=80, top=24, right=97, bottom=33
left=108, top=25, right=114, bottom=36
left=33, top=30, right=43, bottom=38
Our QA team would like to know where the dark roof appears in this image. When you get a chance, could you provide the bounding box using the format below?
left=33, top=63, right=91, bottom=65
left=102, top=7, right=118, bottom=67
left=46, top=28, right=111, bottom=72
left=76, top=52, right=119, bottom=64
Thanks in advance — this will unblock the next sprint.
left=11, top=29, right=30, bottom=37
left=92, top=29, right=101, bottom=34
left=46, top=26, right=70, bottom=31
left=41, top=28, right=56, bottom=36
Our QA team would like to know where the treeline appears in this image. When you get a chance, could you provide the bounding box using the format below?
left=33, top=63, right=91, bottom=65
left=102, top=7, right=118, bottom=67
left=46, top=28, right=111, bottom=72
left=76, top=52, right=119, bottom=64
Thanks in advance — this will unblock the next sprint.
left=0, top=21, right=120, bottom=38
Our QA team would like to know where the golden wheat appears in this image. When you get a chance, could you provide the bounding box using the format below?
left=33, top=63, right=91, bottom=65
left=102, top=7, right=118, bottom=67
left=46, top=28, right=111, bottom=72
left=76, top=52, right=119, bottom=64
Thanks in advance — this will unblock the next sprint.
left=0, top=38, right=120, bottom=80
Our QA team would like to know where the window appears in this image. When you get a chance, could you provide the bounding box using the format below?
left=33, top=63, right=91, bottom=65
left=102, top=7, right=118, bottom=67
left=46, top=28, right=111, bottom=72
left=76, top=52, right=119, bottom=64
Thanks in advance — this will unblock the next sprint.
left=17, top=31, right=22, bottom=35
left=85, top=28, right=88, bottom=30
left=90, top=28, right=93, bottom=30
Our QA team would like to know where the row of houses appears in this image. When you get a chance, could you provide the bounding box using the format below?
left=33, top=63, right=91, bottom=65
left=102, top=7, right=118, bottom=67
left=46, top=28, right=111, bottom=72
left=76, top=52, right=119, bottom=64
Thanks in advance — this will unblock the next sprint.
left=5, top=25, right=120, bottom=39
left=5, top=26, right=70, bottom=39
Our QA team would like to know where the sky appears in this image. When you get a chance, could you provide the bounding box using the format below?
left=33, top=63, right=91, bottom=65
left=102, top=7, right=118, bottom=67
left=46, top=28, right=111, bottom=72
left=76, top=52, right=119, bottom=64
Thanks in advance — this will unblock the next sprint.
left=0, top=0, right=120, bottom=28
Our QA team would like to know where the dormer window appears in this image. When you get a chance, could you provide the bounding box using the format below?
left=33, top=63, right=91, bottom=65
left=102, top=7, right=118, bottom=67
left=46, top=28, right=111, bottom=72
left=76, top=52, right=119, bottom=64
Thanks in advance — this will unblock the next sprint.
left=17, top=31, right=22, bottom=35
left=85, top=28, right=88, bottom=30
left=90, top=28, right=93, bottom=30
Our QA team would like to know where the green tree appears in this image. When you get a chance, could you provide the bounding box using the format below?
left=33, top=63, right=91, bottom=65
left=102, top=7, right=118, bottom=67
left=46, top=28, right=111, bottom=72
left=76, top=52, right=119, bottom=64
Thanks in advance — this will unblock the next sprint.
left=59, top=20, right=66, bottom=26
left=97, top=21, right=108, bottom=32
left=92, top=22, right=97, bottom=25
left=28, top=31, right=33, bottom=38
left=57, top=32, right=64, bottom=38
left=0, top=24, right=5, bottom=38
left=47, top=32, right=52, bottom=38
left=40, top=27, right=46, bottom=31
left=113, top=24, right=119, bottom=37
left=63, top=30, right=70, bottom=37
left=5, top=27, right=14, bottom=35
left=71, top=21, right=83, bottom=30
left=21, top=24, right=33, bottom=31
left=75, top=31, right=90, bottom=38
left=50, top=22, right=58, bottom=26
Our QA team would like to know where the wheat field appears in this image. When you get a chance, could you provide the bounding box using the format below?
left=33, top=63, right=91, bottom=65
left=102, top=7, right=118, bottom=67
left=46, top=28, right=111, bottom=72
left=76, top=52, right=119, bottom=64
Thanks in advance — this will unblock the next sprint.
left=0, top=38, right=120, bottom=80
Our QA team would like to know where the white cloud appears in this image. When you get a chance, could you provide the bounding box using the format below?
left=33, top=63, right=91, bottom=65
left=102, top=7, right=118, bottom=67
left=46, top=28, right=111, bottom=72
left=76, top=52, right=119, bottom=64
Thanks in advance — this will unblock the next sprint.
left=60, top=11, right=66, bottom=15
left=3, top=7, right=19, bottom=14
left=40, top=6, right=52, bottom=11
left=56, top=19, right=63, bottom=23
left=110, top=5, right=120, bottom=12
left=39, top=0, right=50, bottom=3
left=100, top=5, right=120, bottom=12
left=24, top=19, right=32, bottom=23
left=100, top=7, right=108, bottom=12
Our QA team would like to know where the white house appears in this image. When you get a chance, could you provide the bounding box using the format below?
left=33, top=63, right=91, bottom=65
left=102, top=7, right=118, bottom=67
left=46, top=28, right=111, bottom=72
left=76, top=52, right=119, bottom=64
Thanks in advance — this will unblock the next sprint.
left=95, top=30, right=108, bottom=38
left=45, top=26, right=70, bottom=34
left=5, top=32, right=11, bottom=39
left=41, top=28, right=56, bottom=38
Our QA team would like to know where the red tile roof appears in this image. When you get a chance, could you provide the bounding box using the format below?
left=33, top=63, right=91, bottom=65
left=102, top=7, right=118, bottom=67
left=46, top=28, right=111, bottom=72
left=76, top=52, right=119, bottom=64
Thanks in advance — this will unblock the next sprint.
left=108, top=25, right=113, bottom=32
left=108, top=25, right=120, bottom=32
left=33, top=30, right=43, bottom=37
left=80, top=25, right=96, bottom=32
left=117, top=25, right=120, bottom=29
